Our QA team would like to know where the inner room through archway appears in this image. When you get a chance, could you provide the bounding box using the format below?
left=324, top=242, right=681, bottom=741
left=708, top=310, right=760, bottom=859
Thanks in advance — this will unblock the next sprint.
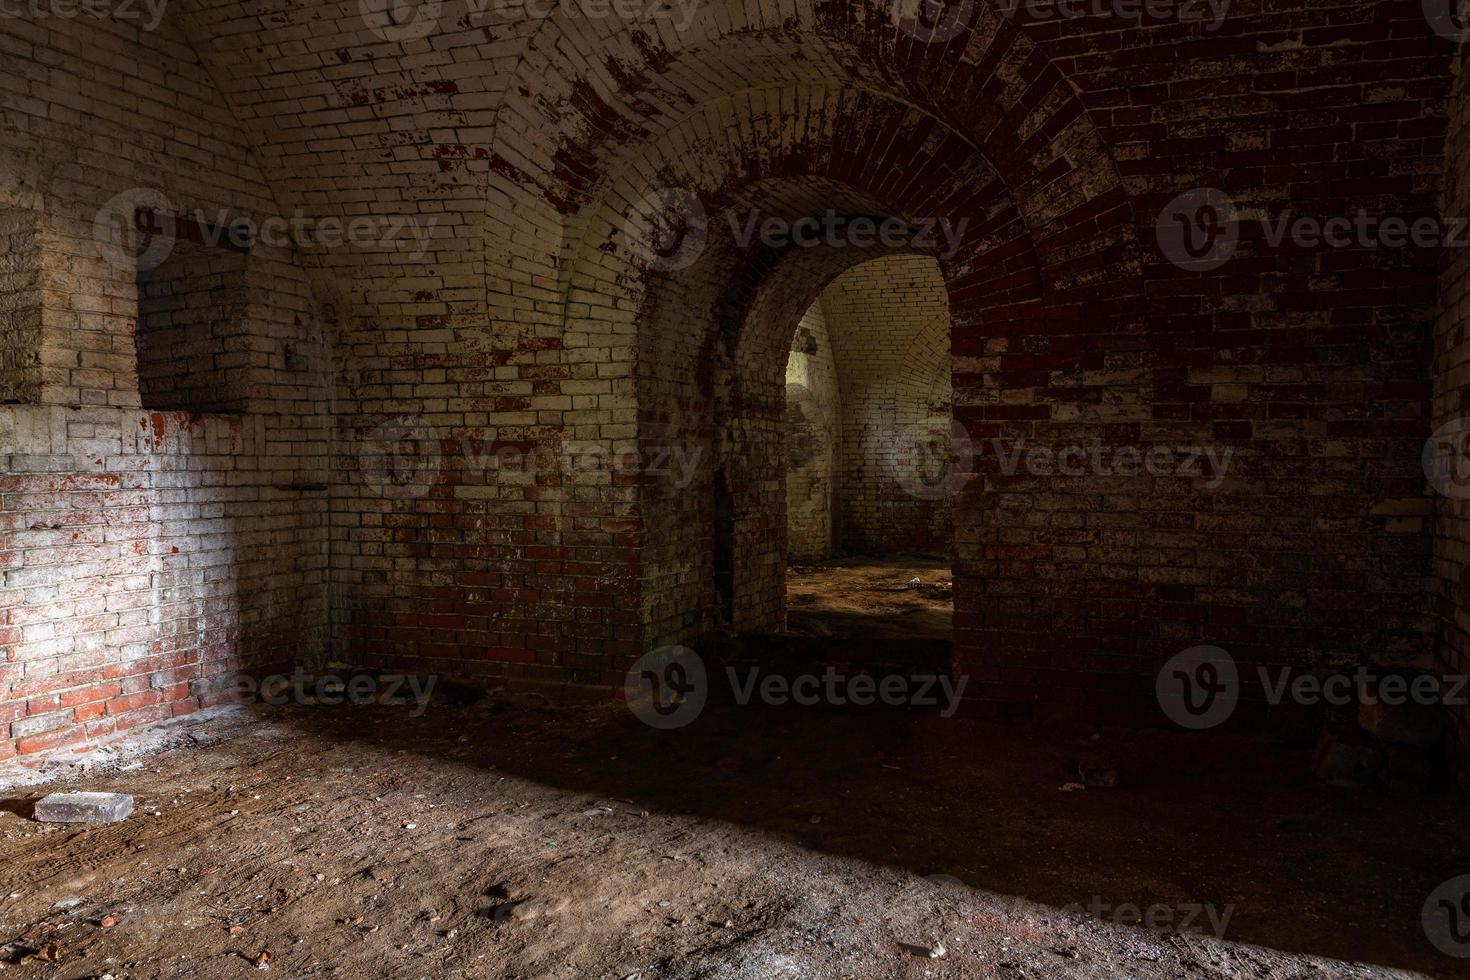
left=782, top=254, right=954, bottom=643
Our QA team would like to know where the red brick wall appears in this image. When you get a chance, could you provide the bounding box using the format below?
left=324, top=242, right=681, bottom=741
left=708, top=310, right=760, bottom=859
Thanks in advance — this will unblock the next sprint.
left=1067, top=1, right=1444, bottom=720
left=1, top=410, right=328, bottom=760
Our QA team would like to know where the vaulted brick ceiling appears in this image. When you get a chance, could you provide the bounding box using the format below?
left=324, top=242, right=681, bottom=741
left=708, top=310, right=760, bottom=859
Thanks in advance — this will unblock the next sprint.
left=170, top=0, right=1136, bottom=329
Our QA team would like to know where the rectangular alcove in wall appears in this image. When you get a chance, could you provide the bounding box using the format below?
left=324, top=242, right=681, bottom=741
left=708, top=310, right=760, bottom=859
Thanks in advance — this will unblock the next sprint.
left=0, top=206, right=43, bottom=404
left=135, top=213, right=251, bottom=413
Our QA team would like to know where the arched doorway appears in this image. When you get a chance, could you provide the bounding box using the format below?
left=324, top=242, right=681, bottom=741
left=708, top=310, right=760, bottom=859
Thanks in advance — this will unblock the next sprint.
left=485, top=4, right=1144, bottom=711
left=783, top=254, right=955, bottom=642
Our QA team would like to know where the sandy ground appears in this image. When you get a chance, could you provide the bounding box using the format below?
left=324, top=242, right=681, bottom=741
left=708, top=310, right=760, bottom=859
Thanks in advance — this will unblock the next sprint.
left=786, top=558, right=952, bottom=641
left=0, top=694, right=1466, bottom=979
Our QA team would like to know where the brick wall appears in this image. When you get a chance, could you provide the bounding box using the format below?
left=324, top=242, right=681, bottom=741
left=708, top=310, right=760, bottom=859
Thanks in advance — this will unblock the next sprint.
left=785, top=303, right=839, bottom=562
left=137, top=241, right=249, bottom=413
left=0, top=12, right=331, bottom=760
left=0, top=0, right=1458, bottom=747
left=0, top=409, right=328, bottom=759
left=238, top=0, right=1444, bottom=711
left=783, top=256, right=953, bottom=561
left=0, top=207, right=43, bottom=405
left=1433, top=48, right=1470, bottom=781
left=819, top=256, right=953, bottom=558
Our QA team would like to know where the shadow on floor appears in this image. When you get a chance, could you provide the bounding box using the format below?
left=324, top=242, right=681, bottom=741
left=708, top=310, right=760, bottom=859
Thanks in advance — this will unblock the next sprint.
left=262, top=693, right=1470, bottom=977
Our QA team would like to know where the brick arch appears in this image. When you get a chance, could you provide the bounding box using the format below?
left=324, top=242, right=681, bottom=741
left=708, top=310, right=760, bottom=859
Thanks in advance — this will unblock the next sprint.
left=549, top=83, right=1032, bottom=454
left=637, top=232, right=957, bottom=641
left=484, top=3, right=1148, bottom=701
left=486, top=0, right=1140, bottom=313
left=552, top=81, right=1041, bottom=352
left=542, top=81, right=1044, bottom=643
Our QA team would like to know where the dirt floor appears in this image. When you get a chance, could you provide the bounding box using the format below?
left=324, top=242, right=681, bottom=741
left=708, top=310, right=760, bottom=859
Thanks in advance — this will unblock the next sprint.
left=786, top=557, right=952, bottom=641
left=1, top=694, right=1467, bottom=979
